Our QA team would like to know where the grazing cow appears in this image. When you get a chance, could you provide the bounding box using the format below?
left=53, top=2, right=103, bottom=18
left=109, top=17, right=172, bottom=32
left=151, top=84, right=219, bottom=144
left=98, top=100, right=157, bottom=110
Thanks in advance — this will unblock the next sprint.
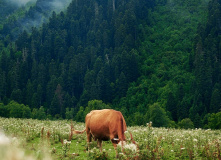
left=72, top=109, right=127, bottom=158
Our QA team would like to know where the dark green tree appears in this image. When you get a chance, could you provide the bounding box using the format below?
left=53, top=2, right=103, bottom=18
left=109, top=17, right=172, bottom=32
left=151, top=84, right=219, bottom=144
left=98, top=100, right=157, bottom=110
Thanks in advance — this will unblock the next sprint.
left=117, top=72, right=127, bottom=98
left=193, top=113, right=203, bottom=128
left=210, top=84, right=221, bottom=113
left=166, top=91, right=177, bottom=121
left=10, top=89, right=22, bottom=104
left=25, top=80, right=33, bottom=107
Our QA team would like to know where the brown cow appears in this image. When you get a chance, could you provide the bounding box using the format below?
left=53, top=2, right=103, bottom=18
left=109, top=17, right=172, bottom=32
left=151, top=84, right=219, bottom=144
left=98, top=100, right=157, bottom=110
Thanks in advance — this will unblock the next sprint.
left=72, top=109, right=127, bottom=158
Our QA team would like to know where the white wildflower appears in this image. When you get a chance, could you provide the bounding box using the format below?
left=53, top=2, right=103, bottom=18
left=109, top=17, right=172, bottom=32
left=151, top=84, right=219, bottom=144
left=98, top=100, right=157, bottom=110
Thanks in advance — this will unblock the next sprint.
left=63, top=139, right=71, bottom=144
left=193, top=139, right=198, bottom=142
left=117, top=141, right=126, bottom=148
left=124, top=143, right=137, bottom=152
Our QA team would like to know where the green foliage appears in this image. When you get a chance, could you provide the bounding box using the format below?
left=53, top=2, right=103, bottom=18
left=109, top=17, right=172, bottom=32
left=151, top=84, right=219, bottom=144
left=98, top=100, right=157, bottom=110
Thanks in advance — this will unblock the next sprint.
left=87, top=100, right=110, bottom=111
left=75, top=100, right=110, bottom=122
left=210, top=84, right=221, bottom=113
left=0, top=0, right=221, bottom=128
left=133, top=112, right=144, bottom=126
left=75, top=106, right=85, bottom=122
left=32, top=106, right=46, bottom=120
left=208, top=112, right=221, bottom=129
left=0, top=101, right=32, bottom=118
left=89, top=148, right=110, bottom=160
left=0, top=103, right=8, bottom=117
left=22, top=105, right=31, bottom=118
left=65, top=107, right=74, bottom=120
left=146, top=103, right=170, bottom=127
left=37, top=106, right=47, bottom=120
left=178, top=118, right=194, bottom=129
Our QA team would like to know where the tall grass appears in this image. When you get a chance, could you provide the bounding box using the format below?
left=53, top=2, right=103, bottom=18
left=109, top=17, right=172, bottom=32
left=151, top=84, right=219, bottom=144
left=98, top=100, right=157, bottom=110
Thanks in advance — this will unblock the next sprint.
left=0, top=117, right=220, bottom=159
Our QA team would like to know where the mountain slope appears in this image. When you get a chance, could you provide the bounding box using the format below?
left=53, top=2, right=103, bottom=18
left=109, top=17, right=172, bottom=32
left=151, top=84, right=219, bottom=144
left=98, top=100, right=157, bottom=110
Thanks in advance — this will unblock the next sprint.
left=117, top=0, right=209, bottom=126
left=0, top=0, right=71, bottom=40
left=0, top=0, right=154, bottom=119
left=1, top=0, right=220, bottom=128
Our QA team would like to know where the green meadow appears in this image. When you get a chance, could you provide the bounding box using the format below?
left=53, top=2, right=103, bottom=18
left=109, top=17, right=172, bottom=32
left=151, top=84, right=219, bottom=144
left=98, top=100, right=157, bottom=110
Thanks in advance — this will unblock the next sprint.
left=0, top=117, right=220, bottom=159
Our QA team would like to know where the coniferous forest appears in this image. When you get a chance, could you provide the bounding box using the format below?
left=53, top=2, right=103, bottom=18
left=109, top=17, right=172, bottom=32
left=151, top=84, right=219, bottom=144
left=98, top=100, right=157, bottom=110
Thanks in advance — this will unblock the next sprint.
left=0, top=0, right=221, bottom=129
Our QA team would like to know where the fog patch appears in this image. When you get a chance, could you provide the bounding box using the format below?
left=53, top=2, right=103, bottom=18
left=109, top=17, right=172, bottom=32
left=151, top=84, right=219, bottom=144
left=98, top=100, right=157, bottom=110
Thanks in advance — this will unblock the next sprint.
left=7, top=0, right=37, bottom=7
left=50, top=0, right=72, bottom=12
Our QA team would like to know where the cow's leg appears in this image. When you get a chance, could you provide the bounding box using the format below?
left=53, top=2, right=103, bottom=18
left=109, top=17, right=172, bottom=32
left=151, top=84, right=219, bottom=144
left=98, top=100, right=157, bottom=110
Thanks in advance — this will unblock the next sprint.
left=97, top=139, right=102, bottom=152
left=86, top=130, right=92, bottom=151
left=110, top=134, right=119, bottom=158
left=111, top=142, right=119, bottom=158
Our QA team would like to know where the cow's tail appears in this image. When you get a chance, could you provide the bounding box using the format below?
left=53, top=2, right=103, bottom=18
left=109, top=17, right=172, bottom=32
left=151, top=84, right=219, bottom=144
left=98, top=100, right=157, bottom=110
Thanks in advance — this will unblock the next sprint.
left=117, top=116, right=126, bottom=154
left=118, top=116, right=126, bottom=142
left=69, top=123, right=86, bottom=140
left=71, top=123, right=86, bottom=135
left=72, top=127, right=86, bottom=134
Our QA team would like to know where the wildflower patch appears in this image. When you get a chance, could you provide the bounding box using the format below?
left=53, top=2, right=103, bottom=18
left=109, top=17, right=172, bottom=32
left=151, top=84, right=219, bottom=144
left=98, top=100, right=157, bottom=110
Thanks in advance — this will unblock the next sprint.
left=0, top=118, right=221, bottom=159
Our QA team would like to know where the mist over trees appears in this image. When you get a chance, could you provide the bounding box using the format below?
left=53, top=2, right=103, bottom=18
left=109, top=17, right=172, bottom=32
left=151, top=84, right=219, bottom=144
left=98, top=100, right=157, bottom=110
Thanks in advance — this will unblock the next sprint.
left=0, top=0, right=221, bottom=128
left=0, top=0, right=72, bottom=40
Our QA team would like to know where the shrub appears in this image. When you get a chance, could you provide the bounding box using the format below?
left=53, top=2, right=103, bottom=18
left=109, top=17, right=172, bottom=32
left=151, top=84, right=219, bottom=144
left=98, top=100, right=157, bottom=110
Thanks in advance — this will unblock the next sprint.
left=208, top=112, right=221, bottom=129
left=178, top=118, right=194, bottom=129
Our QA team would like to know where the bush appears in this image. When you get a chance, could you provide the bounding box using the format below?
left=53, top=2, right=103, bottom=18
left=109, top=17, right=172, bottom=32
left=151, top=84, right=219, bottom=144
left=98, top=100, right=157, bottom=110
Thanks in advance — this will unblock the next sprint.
left=89, top=148, right=110, bottom=160
left=146, top=103, right=170, bottom=127
left=65, top=107, right=74, bottom=119
left=0, top=103, right=9, bottom=117
left=208, top=112, right=221, bottom=129
left=31, top=106, right=46, bottom=120
left=178, top=118, right=194, bottom=129
left=1, top=101, right=32, bottom=118
left=22, top=105, right=31, bottom=118
left=7, top=101, right=23, bottom=118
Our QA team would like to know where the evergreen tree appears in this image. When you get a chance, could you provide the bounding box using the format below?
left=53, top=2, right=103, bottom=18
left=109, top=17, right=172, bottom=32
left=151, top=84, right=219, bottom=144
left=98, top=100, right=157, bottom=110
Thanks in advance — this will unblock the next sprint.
left=210, top=84, right=221, bottom=113
left=117, top=72, right=127, bottom=98
left=166, top=91, right=177, bottom=121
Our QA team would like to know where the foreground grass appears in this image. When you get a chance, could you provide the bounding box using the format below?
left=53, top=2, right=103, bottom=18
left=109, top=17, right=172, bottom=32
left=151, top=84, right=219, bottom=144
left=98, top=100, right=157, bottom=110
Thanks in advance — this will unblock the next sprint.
left=0, top=118, right=220, bottom=159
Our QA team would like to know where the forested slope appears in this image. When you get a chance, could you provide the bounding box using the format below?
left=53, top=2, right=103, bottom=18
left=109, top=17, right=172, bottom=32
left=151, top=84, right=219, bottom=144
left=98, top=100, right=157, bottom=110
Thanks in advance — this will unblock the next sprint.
left=0, top=0, right=220, bottom=128
left=0, top=0, right=71, bottom=40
